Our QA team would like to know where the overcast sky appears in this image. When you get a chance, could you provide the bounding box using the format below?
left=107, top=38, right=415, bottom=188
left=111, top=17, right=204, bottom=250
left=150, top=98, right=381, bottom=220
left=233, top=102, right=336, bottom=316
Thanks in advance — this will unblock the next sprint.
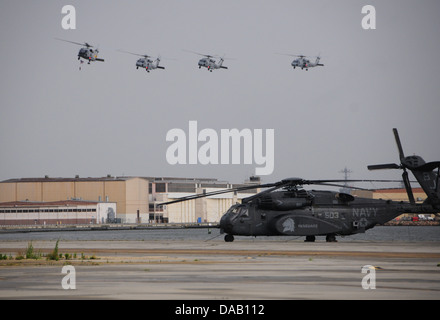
left=1, top=0, right=439, bottom=189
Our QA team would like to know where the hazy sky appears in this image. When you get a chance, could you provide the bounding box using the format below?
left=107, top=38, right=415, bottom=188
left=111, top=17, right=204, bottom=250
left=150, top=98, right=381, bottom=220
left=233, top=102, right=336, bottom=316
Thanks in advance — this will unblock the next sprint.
left=1, top=0, right=439, bottom=188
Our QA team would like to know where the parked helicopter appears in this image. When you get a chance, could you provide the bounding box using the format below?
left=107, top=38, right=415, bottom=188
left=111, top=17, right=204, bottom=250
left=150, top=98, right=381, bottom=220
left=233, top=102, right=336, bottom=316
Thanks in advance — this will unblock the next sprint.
left=184, top=50, right=228, bottom=72
left=277, top=53, right=323, bottom=70
left=118, top=50, right=165, bottom=72
left=159, top=129, right=439, bottom=242
left=55, top=38, right=104, bottom=64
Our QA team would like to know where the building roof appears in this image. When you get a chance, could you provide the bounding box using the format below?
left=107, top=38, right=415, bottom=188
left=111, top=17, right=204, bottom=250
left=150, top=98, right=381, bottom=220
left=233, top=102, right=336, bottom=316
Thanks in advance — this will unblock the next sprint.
left=145, top=176, right=227, bottom=184
left=0, top=200, right=103, bottom=207
left=0, top=176, right=143, bottom=183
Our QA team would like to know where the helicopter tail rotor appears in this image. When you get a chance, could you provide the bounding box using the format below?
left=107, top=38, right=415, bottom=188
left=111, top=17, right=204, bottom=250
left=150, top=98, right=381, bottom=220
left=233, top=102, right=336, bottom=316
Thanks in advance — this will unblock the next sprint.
left=369, top=128, right=440, bottom=207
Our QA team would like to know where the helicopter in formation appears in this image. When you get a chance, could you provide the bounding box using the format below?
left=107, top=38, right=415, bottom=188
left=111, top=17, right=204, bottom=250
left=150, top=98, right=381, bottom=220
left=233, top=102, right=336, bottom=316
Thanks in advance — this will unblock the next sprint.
left=277, top=53, right=324, bottom=70
left=118, top=50, right=165, bottom=72
left=160, top=128, right=439, bottom=242
left=56, top=39, right=330, bottom=72
left=55, top=38, right=104, bottom=64
left=184, top=50, right=228, bottom=72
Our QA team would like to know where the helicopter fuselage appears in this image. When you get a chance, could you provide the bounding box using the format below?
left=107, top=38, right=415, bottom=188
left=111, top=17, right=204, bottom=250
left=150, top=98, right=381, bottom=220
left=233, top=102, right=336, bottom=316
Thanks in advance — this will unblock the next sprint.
left=291, top=59, right=310, bottom=69
left=78, top=47, right=96, bottom=61
left=219, top=190, right=426, bottom=241
left=136, top=58, right=164, bottom=72
left=198, top=58, right=227, bottom=71
left=77, top=47, right=104, bottom=64
left=291, top=57, right=323, bottom=70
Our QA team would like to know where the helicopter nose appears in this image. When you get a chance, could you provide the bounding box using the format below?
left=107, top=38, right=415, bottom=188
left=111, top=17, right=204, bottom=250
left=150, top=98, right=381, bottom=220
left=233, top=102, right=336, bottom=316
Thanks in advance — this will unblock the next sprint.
left=220, top=214, right=233, bottom=234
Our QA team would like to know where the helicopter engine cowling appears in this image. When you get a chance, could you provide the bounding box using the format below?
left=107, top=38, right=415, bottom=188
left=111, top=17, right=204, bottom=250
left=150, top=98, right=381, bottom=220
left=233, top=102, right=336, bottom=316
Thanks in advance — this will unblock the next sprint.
left=259, top=197, right=309, bottom=210
left=257, top=190, right=311, bottom=210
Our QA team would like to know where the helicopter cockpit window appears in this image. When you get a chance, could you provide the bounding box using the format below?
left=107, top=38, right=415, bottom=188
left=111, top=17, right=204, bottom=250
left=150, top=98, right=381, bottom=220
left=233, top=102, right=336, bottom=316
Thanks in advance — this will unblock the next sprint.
left=239, top=208, right=248, bottom=218
left=228, top=205, right=248, bottom=219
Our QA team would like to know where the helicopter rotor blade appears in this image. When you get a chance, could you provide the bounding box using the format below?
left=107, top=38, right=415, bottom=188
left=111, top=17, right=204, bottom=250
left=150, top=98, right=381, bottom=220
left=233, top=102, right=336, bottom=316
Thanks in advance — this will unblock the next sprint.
left=283, top=178, right=403, bottom=185
left=402, top=169, right=415, bottom=204
left=55, top=38, right=93, bottom=47
left=275, top=53, right=295, bottom=57
left=309, top=182, right=371, bottom=191
left=182, top=49, right=214, bottom=58
left=295, top=179, right=405, bottom=191
left=275, top=53, right=307, bottom=58
left=158, top=178, right=406, bottom=206
left=158, top=182, right=280, bottom=206
left=393, top=128, right=405, bottom=161
left=367, top=163, right=401, bottom=170
left=117, top=49, right=150, bottom=58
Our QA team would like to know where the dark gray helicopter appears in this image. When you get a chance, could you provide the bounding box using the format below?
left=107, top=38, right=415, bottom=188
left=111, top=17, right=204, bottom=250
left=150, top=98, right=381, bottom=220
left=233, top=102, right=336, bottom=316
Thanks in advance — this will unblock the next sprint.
left=160, top=129, right=439, bottom=242
left=56, top=38, right=104, bottom=64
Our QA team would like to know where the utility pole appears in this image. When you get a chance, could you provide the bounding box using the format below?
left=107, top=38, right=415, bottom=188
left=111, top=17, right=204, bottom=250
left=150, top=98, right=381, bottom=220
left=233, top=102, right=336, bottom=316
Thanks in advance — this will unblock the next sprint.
left=339, top=167, right=353, bottom=193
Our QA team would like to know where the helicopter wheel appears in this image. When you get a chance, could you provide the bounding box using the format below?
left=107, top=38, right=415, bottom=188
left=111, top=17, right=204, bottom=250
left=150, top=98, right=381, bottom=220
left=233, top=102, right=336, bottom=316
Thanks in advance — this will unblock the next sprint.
left=224, top=234, right=234, bottom=242
left=304, top=235, right=315, bottom=242
left=326, top=234, right=337, bottom=242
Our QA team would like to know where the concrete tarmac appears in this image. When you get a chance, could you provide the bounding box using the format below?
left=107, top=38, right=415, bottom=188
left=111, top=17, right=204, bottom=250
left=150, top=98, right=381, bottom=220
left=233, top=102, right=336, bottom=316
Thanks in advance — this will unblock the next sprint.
left=0, top=239, right=439, bottom=300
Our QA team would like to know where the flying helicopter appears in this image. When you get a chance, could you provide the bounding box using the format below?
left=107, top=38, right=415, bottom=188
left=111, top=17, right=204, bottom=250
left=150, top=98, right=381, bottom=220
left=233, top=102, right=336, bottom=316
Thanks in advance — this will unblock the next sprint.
left=55, top=38, right=104, bottom=64
left=159, top=129, right=439, bottom=242
left=184, top=50, right=228, bottom=72
left=277, top=53, right=323, bottom=70
left=118, top=50, right=165, bottom=72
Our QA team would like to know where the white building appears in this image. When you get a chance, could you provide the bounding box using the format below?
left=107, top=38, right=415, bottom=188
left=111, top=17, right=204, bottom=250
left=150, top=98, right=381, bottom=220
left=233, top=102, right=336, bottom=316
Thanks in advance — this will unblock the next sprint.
left=0, top=200, right=117, bottom=226
left=148, top=176, right=260, bottom=223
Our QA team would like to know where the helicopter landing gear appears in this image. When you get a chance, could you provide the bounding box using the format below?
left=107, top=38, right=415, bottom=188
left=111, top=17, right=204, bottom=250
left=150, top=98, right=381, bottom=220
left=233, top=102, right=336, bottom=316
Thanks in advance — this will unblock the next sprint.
left=326, top=234, right=337, bottom=242
left=224, top=234, right=234, bottom=242
left=304, top=235, right=315, bottom=242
